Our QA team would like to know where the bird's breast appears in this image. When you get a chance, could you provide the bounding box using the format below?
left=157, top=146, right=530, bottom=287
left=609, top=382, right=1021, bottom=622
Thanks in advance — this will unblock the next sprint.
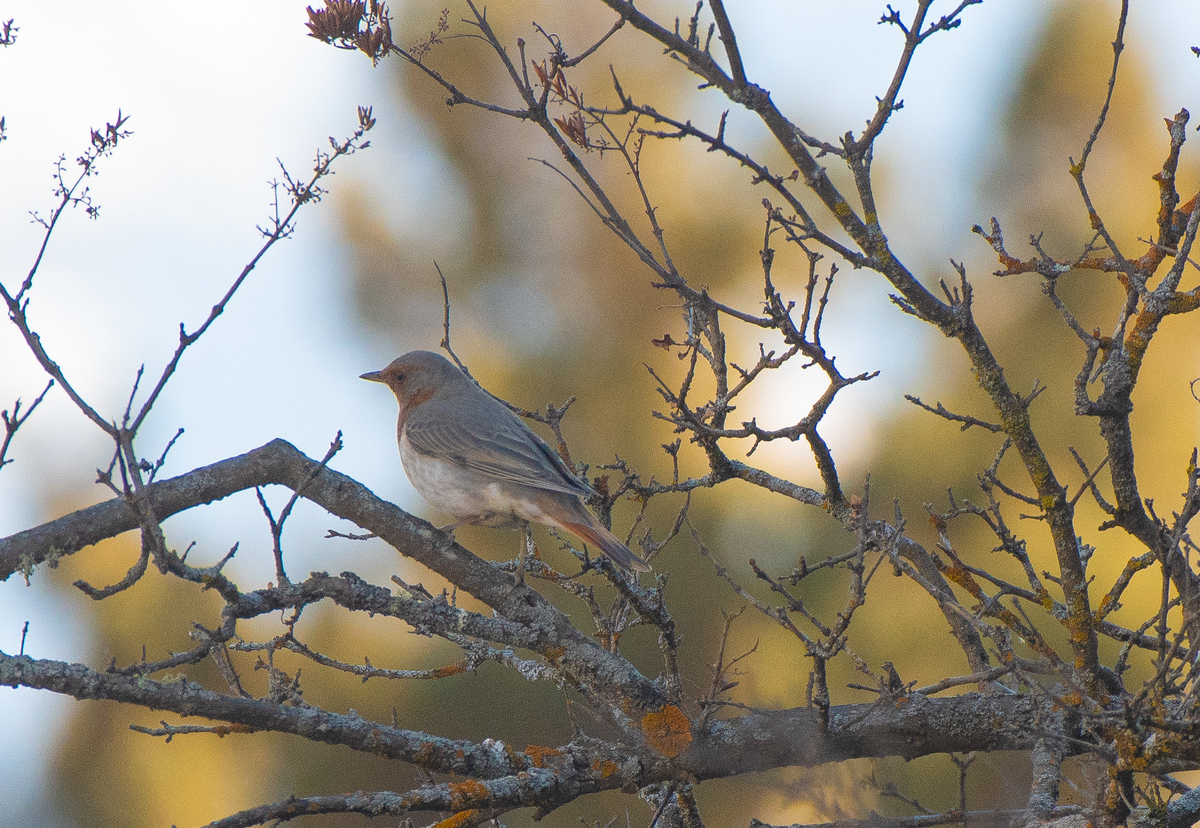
left=400, top=431, right=550, bottom=527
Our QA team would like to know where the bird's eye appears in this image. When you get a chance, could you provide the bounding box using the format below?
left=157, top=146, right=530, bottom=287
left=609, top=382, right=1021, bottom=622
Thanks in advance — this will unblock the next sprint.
left=394, top=372, right=405, bottom=382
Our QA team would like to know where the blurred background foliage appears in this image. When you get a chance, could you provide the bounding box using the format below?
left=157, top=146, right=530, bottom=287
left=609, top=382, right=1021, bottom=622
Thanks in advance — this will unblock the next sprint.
left=21, top=0, right=1200, bottom=826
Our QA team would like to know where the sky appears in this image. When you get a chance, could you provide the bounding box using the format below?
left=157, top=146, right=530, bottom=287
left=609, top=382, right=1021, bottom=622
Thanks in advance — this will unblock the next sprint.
left=2, top=0, right=1200, bottom=823
left=0, top=2, right=409, bottom=819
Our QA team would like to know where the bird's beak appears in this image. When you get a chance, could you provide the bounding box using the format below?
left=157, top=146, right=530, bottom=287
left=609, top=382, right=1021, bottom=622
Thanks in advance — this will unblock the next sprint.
left=359, top=370, right=386, bottom=383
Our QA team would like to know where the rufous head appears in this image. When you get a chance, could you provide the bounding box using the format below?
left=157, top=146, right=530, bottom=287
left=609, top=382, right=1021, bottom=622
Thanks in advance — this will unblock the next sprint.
left=360, top=350, right=472, bottom=411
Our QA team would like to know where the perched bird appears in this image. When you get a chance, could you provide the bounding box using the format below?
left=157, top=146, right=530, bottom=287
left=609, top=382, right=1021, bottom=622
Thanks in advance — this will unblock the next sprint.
left=361, top=350, right=651, bottom=573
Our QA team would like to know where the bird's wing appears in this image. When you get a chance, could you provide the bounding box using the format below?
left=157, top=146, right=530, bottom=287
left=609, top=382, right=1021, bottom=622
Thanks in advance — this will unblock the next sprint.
left=405, top=396, right=595, bottom=498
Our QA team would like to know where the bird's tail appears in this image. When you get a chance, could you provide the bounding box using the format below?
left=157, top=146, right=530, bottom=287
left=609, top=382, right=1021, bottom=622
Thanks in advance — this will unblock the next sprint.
left=562, top=518, right=652, bottom=573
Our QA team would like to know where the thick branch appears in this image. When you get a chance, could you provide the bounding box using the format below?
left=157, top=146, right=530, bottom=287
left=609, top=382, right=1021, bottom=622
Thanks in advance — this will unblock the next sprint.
left=0, top=439, right=667, bottom=717
left=0, top=649, right=1099, bottom=774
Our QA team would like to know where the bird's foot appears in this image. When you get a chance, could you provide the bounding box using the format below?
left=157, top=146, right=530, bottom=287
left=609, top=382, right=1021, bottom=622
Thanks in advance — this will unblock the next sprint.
left=514, top=524, right=536, bottom=587
left=434, top=521, right=461, bottom=544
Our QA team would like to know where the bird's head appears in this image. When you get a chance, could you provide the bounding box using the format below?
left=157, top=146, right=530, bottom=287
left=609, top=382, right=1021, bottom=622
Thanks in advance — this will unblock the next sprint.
left=360, top=350, right=470, bottom=412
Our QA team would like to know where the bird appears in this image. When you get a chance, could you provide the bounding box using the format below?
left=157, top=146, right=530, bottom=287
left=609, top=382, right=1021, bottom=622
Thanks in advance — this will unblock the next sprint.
left=361, top=350, right=651, bottom=573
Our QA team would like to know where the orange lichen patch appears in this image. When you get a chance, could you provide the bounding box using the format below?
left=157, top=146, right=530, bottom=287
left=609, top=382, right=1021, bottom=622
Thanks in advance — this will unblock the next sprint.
left=1093, top=592, right=1118, bottom=622
left=429, top=660, right=470, bottom=678
left=591, top=759, right=619, bottom=778
left=367, top=728, right=393, bottom=757
left=434, top=808, right=481, bottom=828
left=209, top=724, right=256, bottom=737
left=414, top=741, right=440, bottom=768
left=543, top=646, right=568, bottom=665
left=940, top=563, right=986, bottom=602
left=524, top=745, right=563, bottom=768
left=447, top=780, right=489, bottom=809
left=1113, top=728, right=1152, bottom=772
left=641, top=705, right=692, bottom=758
